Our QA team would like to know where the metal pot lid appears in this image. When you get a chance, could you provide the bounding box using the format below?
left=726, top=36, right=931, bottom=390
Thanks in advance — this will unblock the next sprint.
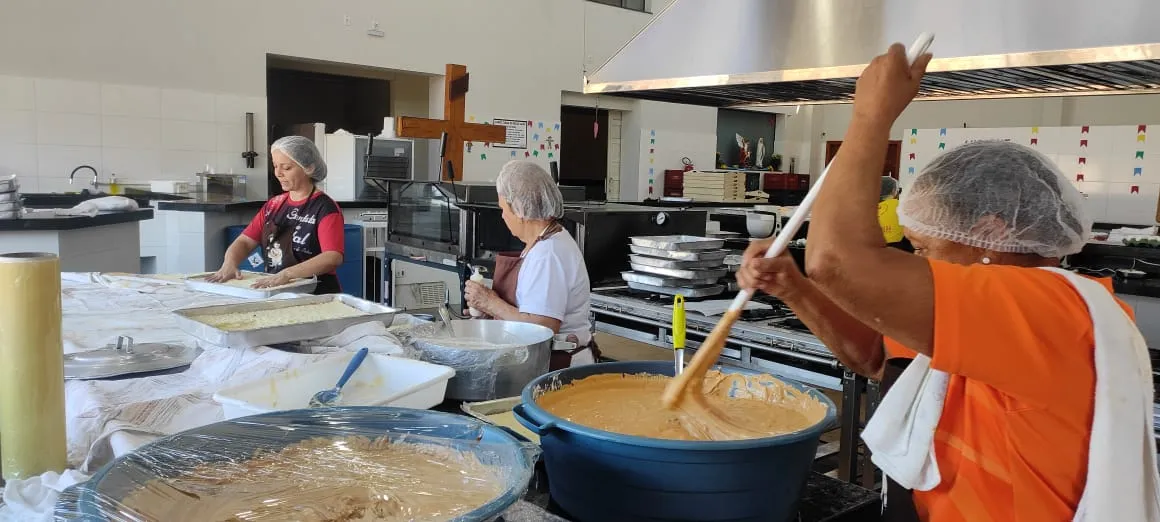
left=64, top=336, right=201, bottom=380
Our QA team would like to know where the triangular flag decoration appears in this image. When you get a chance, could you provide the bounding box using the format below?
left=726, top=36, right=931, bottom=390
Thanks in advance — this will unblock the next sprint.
left=510, top=150, right=517, bottom=157
left=554, top=144, right=560, bottom=150
left=1131, top=185, right=1140, bottom=194
left=909, top=137, right=917, bottom=144
left=533, top=150, right=539, bottom=157
left=1031, top=126, right=1040, bottom=133
left=527, top=121, right=532, bottom=127
left=480, top=153, right=487, bottom=160
left=908, top=153, right=916, bottom=160
left=1076, top=174, right=1085, bottom=181
left=540, top=144, right=545, bottom=150
left=1031, top=138, right=1038, bottom=145
left=1134, top=167, right=1143, bottom=176
left=533, top=134, right=539, bottom=140
left=538, top=122, right=544, bottom=129
left=1079, top=157, right=1086, bottom=165
left=648, top=168, right=654, bottom=174
left=911, top=129, right=918, bottom=135
left=1136, top=150, right=1146, bottom=159
left=525, top=151, right=530, bottom=157
left=939, top=128, right=947, bottom=136
left=484, top=142, right=490, bottom=148
left=548, top=152, right=554, bottom=158
left=908, top=166, right=915, bottom=174
left=650, top=139, right=655, bottom=144
left=1139, top=134, right=1147, bottom=143
left=1080, top=140, right=1088, bottom=147
left=938, top=142, right=946, bottom=149
left=1139, top=125, right=1148, bottom=133
left=649, top=148, right=654, bottom=154
left=1081, top=126, right=1090, bottom=134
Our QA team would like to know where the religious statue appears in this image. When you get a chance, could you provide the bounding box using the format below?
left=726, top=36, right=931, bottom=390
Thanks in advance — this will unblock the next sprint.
left=735, top=134, right=751, bottom=167
left=755, top=138, right=767, bottom=168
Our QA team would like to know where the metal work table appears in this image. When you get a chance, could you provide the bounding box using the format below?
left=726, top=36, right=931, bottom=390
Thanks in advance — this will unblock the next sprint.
left=589, top=288, right=881, bottom=487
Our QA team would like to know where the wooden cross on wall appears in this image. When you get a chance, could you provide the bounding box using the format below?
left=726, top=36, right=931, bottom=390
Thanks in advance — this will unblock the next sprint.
left=395, top=64, right=506, bottom=181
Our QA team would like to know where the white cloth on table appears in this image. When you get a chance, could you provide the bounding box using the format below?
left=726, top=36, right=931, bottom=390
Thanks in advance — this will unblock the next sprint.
left=861, top=267, right=1160, bottom=522
left=0, top=470, right=89, bottom=522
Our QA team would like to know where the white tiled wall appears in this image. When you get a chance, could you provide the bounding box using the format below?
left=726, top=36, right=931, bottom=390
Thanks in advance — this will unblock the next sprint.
left=0, top=75, right=268, bottom=198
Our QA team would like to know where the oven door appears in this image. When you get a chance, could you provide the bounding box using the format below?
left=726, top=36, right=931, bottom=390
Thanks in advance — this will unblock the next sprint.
left=386, top=182, right=464, bottom=256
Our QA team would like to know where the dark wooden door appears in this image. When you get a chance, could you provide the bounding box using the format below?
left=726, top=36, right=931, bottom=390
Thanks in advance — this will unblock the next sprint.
left=560, top=106, right=609, bottom=200
left=825, top=140, right=902, bottom=179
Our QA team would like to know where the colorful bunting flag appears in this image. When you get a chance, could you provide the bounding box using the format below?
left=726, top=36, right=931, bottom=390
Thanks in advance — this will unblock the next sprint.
left=1131, top=185, right=1140, bottom=194
left=1134, top=167, right=1143, bottom=176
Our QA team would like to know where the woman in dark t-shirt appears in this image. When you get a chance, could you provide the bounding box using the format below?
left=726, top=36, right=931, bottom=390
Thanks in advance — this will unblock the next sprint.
left=206, top=136, right=345, bottom=294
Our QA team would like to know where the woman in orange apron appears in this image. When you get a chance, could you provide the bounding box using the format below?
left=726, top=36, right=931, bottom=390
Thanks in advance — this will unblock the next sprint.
left=464, top=161, right=597, bottom=371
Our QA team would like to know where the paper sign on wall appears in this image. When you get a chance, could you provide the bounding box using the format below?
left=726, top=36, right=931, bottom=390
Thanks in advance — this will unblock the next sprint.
left=491, top=118, right=528, bottom=149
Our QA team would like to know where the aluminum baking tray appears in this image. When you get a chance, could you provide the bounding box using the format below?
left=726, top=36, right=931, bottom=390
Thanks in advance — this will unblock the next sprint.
left=173, top=294, right=397, bottom=349
left=460, top=397, right=539, bottom=443
left=628, top=245, right=730, bottom=262
left=0, top=200, right=21, bottom=212
left=627, top=254, right=723, bottom=269
left=626, top=281, right=725, bottom=297
left=0, top=176, right=18, bottom=193
left=0, top=210, right=20, bottom=219
left=629, top=263, right=727, bottom=280
left=184, top=271, right=318, bottom=299
left=621, top=271, right=720, bottom=287
left=629, top=235, right=725, bottom=251
left=0, top=191, right=18, bottom=202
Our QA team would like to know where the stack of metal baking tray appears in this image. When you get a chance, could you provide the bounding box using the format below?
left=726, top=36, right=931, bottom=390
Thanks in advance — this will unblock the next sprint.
left=622, top=235, right=730, bottom=297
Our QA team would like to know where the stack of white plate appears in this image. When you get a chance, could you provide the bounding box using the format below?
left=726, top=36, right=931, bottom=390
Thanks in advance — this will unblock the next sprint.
left=0, top=175, right=22, bottom=219
left=621, top=235, right=729, bottom=297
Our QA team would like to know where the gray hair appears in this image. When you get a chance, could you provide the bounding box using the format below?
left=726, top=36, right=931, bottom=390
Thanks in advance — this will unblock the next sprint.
left=495, top=161, right=564, bottom=220
left=270, top=135, right=328, bottom=182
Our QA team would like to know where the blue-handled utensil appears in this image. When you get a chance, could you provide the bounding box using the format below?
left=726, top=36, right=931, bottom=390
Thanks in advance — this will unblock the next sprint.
left=309, top=347, right=370, bottom=408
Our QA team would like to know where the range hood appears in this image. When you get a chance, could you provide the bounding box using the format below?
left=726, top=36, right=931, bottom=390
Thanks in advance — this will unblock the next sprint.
left=584, top=0, right=1160, bottom=107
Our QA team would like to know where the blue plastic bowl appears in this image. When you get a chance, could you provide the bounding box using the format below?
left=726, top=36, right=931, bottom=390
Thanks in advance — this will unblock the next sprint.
left=514, top=361, right=838, bottom=522
left=67, top=407, right=539, bottom=521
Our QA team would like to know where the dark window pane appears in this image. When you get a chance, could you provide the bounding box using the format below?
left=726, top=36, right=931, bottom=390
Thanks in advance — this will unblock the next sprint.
left=624, top=0, right=646, bottom=11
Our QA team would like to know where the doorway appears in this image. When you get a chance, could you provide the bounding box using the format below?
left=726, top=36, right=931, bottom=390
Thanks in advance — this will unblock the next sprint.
left=825, top=140, right=902, bottom=179
left=559, top=106, right=610, bottom=200
left=266, top=60, right=392, bottom=197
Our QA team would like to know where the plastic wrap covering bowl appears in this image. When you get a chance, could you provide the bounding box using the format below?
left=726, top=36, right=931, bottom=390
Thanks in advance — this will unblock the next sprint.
left=403, top=320, right=554, bottom=401
left=55, top=407, right=540, bottom=522
left=512, top=361, right=837, bottom=522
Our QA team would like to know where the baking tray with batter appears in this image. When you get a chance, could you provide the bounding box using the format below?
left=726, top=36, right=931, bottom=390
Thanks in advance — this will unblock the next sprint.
left=173, top=294, right=397, bottom=349
left=184, top=271, right=318, bottom=298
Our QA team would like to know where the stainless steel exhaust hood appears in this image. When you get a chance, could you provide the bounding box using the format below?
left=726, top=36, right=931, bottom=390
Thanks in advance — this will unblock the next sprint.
left=584, top=0, right=1160, bottom=107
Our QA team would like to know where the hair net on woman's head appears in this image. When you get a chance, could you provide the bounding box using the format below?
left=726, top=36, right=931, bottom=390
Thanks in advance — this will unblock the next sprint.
left=495, top=160, right=564, bottom=220
left=880, top=176, right=900, bottom=200
left=270, top=136, right=328, bottom=182
left=897, top=140, right=1090, bottom=258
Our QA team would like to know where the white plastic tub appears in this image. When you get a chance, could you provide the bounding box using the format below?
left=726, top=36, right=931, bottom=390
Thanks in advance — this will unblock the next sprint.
left=213, top=354, right=454, bottom=419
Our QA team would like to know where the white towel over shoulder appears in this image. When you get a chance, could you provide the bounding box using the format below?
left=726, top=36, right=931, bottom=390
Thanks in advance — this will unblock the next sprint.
left=861, top=267, right=1160, bottom=521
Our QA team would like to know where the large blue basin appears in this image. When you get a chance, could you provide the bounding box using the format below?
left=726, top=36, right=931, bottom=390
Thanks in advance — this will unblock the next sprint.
left=513, top=361, right=837, bottom=522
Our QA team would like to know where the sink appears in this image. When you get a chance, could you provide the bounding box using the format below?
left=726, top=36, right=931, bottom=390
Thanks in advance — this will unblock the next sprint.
left=20, top=190, right=190, bottom=209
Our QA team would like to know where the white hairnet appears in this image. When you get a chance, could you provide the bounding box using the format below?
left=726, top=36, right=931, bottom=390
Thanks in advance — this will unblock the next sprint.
left=898, top=140, right=1090, bottom=258
left=880, top=176, right=900, bottom=200
left=271, top=136, right=328, bottom=182
left=495, top=160, right=564, bottom=220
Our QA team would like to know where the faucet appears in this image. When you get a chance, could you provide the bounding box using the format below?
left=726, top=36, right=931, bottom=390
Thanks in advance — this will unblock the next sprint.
left=68, top=165, right=99, bottom=192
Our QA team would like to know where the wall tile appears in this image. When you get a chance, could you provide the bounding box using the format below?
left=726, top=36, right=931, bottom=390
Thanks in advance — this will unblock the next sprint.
left=37, top=145, right=103, bottom=181
left=214, top=95, right=266, bottom=124
left=101, top=84, right=161, bottom=118
left=162, top=120, right=217, bottom=151
left=161, top=149, right=214, bottom=177
left=37, top=112, right=102, bottom=146
left=35, top=79, right=101, bottom=114
left=0, top=143, right=38, bottom=178
left=216, top=123, right=245, bottom=153
left=0, top=110, right=37, bottom=143
left=102, top=147, right=161, bottom=181
left=102, top=116, right=161, bottom=149
left=0, top=76, right=36, bottom=110
left=13, top=176, right=39, bottom=192
left=161, top=89, right=215, bottom=122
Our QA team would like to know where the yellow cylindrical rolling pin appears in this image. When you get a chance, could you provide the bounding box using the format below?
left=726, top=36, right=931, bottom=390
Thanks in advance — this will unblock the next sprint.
left=0, top=252, right=67, bottom=480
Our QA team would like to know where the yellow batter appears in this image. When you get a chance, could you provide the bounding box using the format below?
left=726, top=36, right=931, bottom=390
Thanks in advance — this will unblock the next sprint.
left=536, top=372, right=826, bottom=441
left=118, top=436, right=506, bottom=521
left=192, top=300, right=368, bottom=331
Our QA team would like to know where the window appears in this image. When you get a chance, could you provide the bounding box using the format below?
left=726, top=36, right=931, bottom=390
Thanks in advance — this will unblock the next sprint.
left=589, top=0, right=648, bottom=13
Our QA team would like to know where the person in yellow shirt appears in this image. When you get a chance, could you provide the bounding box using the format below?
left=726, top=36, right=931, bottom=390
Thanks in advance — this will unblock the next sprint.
left=878, top=176, right=906, bottom=246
